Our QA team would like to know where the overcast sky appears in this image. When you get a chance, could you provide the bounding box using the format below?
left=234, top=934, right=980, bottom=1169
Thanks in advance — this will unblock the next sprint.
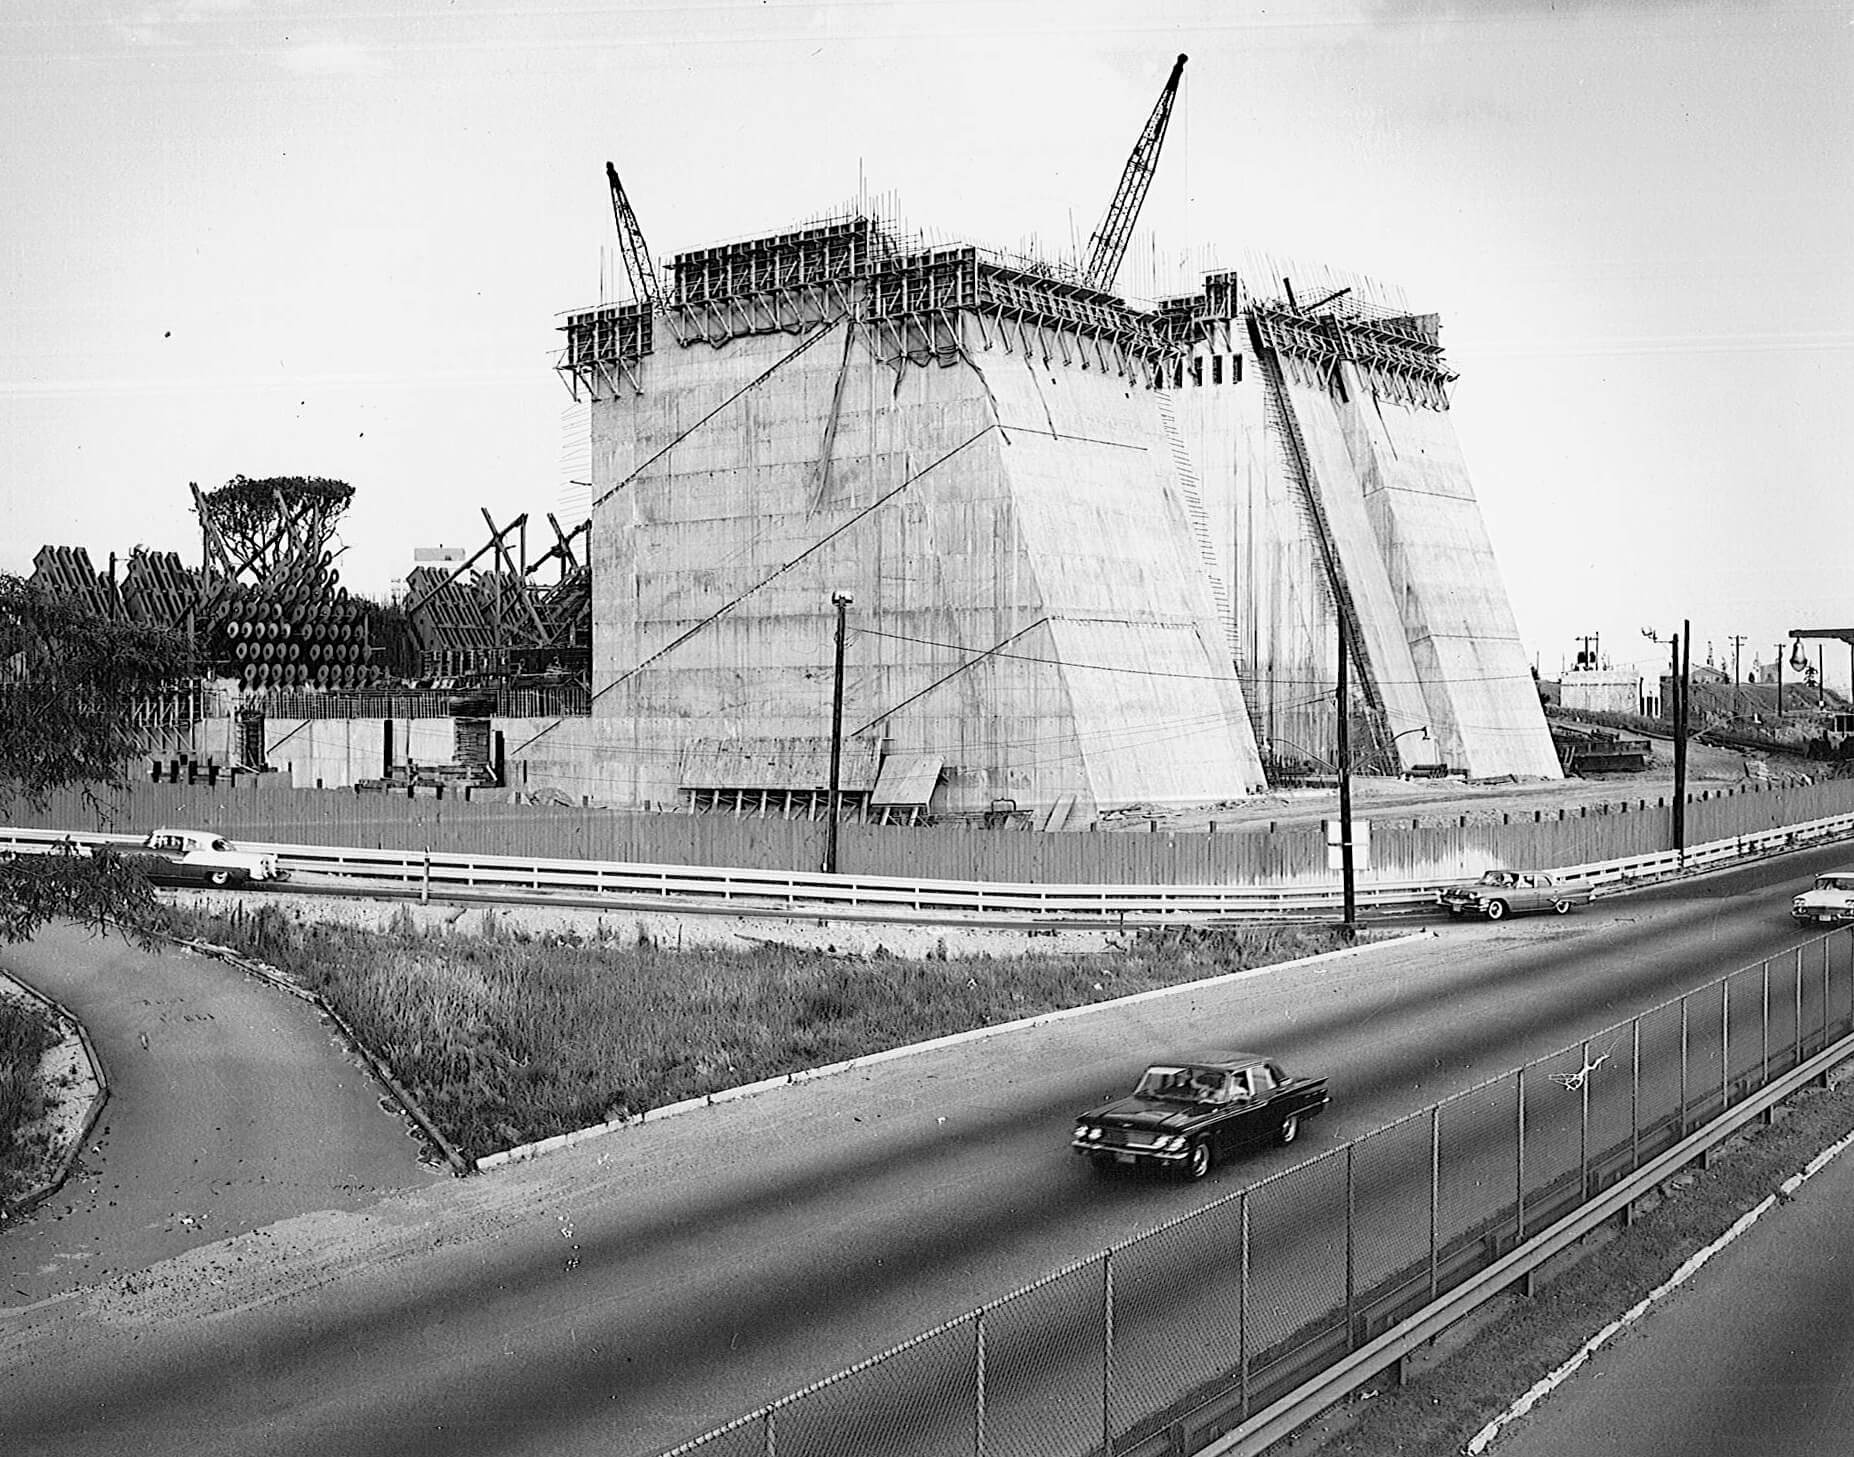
left=2, top=0, right=1849, bottom=689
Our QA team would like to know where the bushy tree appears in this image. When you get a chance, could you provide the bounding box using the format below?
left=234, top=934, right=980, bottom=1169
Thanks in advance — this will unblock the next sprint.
left=0, top=574, right=188, bottom=941
left=197, top=474, right=352, bottom=579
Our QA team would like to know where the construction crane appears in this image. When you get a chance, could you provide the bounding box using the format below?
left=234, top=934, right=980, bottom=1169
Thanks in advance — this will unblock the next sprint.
left=605, top=161, right=661, bottom=310
left=1082, top=53, right=1188, bottom=294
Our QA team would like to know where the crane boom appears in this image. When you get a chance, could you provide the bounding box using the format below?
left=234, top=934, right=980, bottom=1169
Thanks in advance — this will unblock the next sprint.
left=605, top=161, right=661, bottom=309
left=1083, top=53, right=1187, bottom=293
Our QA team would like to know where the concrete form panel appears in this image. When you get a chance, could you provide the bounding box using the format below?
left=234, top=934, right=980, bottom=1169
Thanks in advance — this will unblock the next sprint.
left=1337, top=377, right=1561, bottom=778
left=1278, top=375, right=1435, bottom=760
left=588, top=313, right=1266, bottom=812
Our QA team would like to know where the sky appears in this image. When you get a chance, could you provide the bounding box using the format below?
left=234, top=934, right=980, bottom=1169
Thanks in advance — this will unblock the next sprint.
left=2, top=0, right=1850, bottom=690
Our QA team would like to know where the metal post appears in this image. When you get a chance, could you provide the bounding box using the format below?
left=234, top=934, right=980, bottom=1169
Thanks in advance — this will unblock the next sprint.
left=1796, top=948, right=1804, bottom=1068
left=1762, top=961, right=1771, bottom=1083
left=1515, top=1067, right=1527, bottom=1243
left=975, top=1312, right=987, bottom=1457
left=1102, top=1254, right=1114, bottom=1455
left=1337, top=614, right=1356, bottom=935
left=1429, top=1105, right=1441, bottom=1301
left=1826, top=938, right=1835, bottom=1046
left=1344, top=1144, right=1357, bottom=1347
left=1631, top=1019, right=1641, bottom=1173
left=1579, top=1039, right=1591, bottom=1197
left=1680, top=996, right=1690, bottom=1134
left=1238, top=1194, right=1250, bottom=1418
left=1721, top=978, right=1731, bottom=1110
left=826, top=591, right=852, bottom=876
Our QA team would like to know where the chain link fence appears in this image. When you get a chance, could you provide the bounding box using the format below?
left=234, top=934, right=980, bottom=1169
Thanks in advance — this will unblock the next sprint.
left=665, top=928, right=1854, bottom=1457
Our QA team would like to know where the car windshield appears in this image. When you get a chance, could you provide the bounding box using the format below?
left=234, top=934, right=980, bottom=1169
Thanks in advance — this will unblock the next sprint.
left=1478, top=871, right=1517, bottom=886
left=1134, top=1065, right=1226, bottom=1101
left=1816, top=876, right=1854, bottom=891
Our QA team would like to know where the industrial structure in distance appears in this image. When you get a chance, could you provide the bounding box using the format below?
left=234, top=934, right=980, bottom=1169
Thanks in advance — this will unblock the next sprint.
left=25, top=55, right=1568, bottom=821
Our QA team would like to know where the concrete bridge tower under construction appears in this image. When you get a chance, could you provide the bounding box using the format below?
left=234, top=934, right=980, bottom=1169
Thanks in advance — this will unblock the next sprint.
left=560, top=217, right=1560, bottom=820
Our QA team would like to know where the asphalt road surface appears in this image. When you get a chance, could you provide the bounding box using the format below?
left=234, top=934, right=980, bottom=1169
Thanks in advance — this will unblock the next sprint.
left=0, top=922, right=443, bottom=1303
left=1, top=849, right=1849, bottom=1457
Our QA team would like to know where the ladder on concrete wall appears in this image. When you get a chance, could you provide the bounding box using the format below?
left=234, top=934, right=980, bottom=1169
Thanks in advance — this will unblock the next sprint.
left=1154, top=391, right=1237, bottom=662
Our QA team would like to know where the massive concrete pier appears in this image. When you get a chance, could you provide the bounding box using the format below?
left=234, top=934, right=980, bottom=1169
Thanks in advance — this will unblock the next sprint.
left=564, top=218, right=1558, bottom=817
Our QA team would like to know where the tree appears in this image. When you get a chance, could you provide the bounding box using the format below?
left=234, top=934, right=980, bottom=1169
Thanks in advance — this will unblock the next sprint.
left=197, top=474, right=352, bottom=585
left=0, top=574, right=189, bottom=942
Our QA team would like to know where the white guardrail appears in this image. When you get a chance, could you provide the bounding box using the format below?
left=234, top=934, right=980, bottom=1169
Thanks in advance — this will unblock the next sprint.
left=7, top=808, right=1854, bottom=924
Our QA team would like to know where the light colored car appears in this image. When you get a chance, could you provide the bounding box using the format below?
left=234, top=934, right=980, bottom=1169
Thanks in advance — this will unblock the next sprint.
left=138, top=828, right=289, bottom=886
left=1438, top=870, right=1588, bottom=921
left=1792, top=871, right=1854, bottom=924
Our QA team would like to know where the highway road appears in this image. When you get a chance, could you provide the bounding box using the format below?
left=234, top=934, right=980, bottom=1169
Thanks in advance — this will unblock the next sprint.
left=1, top=847, right=1849, bottom=1457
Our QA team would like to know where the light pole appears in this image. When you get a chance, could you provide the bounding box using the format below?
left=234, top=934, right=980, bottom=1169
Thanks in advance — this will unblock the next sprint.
left=825, top=592, right=852, bottom=876
left=1644, top=623, right=1690, bottom=855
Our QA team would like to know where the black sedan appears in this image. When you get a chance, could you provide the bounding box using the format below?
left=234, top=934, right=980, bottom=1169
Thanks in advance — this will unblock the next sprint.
left=1073, top=1051, right=1331, bottom=1179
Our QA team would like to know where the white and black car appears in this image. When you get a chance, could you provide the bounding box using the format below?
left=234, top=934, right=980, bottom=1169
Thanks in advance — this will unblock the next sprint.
left=1793, top=871, right=1854, bottom=924
left=132, top=828, right=289, bottom=888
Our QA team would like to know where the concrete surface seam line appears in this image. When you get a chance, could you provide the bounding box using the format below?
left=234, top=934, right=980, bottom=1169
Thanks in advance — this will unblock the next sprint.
left=475, top=929, right=1427, bottom=1172
left=1463, top=1120, right=1854, bottom=1455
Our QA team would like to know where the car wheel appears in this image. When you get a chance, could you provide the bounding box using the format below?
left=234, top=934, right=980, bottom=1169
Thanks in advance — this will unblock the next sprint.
left=1553, top=900, right=1572, bottom=915
left=1184, top=1140, right=1212, bottom=1180
left=1484, top=899, right=1508, bottom=921
left=208, top=870, right=230, bottom=888
left=1278, top=1114, right=1300, bottom=1146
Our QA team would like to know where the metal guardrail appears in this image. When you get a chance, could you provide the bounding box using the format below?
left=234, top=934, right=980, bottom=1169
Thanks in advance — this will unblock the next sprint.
left=1199, top=1019, right=1854, bottom=1457
left=6, top=806, right=1854, bottom=924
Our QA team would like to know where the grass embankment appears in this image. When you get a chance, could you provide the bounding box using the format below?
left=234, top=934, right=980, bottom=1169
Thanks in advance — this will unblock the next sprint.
left=1284, top=1072, right=1854, bottom=1456
left=155, top=904, right=1351, bottom=1161
left=0, top=992, right=58, bottom=1203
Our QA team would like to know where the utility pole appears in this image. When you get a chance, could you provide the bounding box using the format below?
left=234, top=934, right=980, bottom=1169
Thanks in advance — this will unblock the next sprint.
left=1774, top=643, right=1786, bottom=717
left=1728, top=633, right=1746, bottom=717
left=1646, top=624, right=1689, bottom=856
left=1674, top=621, right=1690, bottom=857
left=1337, top=613, right=1356, bottom=937
left=825, top=592, right=853, bottom=876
